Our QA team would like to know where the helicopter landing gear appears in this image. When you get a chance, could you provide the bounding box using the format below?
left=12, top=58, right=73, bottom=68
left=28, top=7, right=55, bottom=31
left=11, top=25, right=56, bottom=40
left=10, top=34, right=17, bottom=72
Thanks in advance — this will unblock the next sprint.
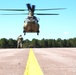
left=23, top=30, right=26, bottom=35
left=37, top=31, right=39, bottom=35
left=37, top=32, right=39, bottom=35
left=24, top=32, right=26, bottom=35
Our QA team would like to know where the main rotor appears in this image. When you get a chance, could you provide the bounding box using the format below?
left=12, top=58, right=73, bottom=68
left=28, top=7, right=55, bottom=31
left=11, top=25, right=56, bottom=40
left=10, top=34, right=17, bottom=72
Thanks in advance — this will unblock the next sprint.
left=0, top=3, right=66, bottom=15
left=26, top=3, right=35, bottom=16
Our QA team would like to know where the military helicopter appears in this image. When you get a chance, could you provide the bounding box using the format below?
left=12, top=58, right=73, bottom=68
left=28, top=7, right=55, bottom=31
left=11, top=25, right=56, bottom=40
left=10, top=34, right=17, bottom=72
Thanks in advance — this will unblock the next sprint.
left=0, top=3, right=66, bottom=35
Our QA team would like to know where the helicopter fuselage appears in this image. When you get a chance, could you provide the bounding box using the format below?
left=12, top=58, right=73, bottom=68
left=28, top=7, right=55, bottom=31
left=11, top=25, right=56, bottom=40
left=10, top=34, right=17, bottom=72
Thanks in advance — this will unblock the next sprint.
left=23, top=16, right=39, bottom=35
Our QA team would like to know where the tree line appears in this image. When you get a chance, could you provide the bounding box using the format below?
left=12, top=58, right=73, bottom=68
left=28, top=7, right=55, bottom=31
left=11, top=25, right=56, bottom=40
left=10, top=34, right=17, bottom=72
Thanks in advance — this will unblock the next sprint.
left=0, top=38, right=76, bottom=48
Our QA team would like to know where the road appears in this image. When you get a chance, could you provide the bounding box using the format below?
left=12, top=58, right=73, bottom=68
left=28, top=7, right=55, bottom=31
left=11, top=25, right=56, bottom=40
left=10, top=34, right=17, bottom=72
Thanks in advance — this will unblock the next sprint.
left=0, top=48, right=76, bottom=75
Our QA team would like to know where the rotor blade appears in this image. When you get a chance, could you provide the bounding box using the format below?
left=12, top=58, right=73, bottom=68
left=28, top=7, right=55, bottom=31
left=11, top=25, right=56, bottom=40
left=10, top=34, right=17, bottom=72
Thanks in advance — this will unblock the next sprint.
left=0, top=13, right=28, bottom=15
left=26, top=3, right=32, bottom=10
left=32, top=5, right=35, bottom=12
left=0, top=8, right=66, bottom=11
left=35, top=8, right=66, bottom=11
left=0, top=13, right=59, bottom=15
left=0, top=9, right=27, bottom=11
left=35, top=13, right=59, bottom=15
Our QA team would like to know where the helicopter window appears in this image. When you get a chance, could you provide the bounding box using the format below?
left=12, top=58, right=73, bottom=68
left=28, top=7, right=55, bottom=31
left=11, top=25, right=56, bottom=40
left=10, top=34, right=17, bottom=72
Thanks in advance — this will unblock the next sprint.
left=33, top=16, right=38, bottom=22
left=27, top=16, right=31, bottom=19
left=27, top=17, right=30, bottom=19
left=33, top=16, right=36, bottom=19
left=25, top=16, right=38, bottom=23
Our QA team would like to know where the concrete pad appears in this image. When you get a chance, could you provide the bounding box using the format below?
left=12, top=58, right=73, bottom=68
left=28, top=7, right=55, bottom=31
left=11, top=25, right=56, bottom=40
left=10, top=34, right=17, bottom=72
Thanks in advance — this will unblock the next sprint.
left=0, top=48, right=29, bottom=75
left=33, top=48, right=76, bottom=75
left=0, top=48, right=76, bottom=75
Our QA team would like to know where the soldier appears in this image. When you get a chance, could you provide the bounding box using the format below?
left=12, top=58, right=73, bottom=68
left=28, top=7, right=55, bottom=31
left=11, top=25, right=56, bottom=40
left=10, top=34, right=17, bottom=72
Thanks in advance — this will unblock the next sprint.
left=17, top=35, right=23, bottom=48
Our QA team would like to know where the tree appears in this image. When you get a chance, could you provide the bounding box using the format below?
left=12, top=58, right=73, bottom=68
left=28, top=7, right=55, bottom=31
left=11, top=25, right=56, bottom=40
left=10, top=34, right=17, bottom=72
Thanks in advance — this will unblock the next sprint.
left=31, top=39, right=39, bottom=48
left=52, top=39, right=57, bottom=47
left=48, top=39, right=53, bottom=47
left=56, top=38, right=63, bottom=47
left=8, top=38, right=17, bottom=48
left=40, top=38, right=47, bottom=48
left=0, top=38, right=9, bottom=48
left=23, top=39, right=30, bottom=48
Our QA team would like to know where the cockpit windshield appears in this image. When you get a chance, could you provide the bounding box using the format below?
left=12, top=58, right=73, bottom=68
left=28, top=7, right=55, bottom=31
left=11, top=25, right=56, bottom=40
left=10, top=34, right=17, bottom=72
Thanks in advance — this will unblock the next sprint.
left=25, top=16, right=38, bottom=23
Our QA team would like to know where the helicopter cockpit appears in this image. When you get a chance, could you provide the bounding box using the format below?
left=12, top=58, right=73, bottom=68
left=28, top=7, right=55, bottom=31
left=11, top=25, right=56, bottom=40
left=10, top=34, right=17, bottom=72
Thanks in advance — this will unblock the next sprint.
left=25, top=16, right=38, bottom=23
left=24, top=10, right=38, bottom=23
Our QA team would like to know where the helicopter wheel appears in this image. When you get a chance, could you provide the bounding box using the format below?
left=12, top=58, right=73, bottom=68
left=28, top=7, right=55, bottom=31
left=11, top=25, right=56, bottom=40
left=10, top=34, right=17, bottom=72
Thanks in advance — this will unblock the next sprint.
left=37, top=31, right=39, bottom=35
left=37, top=33, right=39, bottom=35
left=23, top=30, right=26, bottom=35
left=24, top=32, right=26, bottom=35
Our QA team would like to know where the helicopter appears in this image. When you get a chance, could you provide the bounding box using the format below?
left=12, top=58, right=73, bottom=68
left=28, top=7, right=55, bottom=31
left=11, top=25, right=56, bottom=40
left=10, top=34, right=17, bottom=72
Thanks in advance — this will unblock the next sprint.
left=0, top=3, right=66, bottom=35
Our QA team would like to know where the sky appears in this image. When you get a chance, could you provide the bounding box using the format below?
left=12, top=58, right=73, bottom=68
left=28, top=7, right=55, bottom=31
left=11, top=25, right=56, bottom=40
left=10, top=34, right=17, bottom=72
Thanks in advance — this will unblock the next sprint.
left=0, top=0, right=76, bottom=40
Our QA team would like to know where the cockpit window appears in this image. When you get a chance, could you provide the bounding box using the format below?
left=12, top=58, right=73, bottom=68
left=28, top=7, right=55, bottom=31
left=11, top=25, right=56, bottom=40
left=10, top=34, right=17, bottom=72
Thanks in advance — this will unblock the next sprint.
left=25, top=16, right=38, bottom=23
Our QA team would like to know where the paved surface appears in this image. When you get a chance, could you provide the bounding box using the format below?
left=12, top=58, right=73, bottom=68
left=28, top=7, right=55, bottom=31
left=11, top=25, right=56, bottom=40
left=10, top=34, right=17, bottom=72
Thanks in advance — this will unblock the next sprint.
left=0, top=48, right=76, bottom=75
left=33, top=48, right=76, bottom=75
left=0, top=48, right=29, bottom=75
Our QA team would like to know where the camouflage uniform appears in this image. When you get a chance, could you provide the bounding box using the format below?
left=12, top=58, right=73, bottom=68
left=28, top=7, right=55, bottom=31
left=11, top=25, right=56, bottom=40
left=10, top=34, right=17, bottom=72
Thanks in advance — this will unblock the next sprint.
left=17, top=35, right=23, bottom=48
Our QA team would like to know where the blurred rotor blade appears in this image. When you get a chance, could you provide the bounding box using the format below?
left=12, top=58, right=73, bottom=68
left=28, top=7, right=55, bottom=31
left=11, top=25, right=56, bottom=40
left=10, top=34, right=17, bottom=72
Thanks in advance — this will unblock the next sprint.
left=26, top=3, right=32, bottom=10
left=35, top=8, right=66, bottom=11
left=0, top=8, right=66, bottom=11
left=0, top=13, right=28, bottom=15
left=32, top=5, right=35, bottom=12
left=0, top=9, right=27, bottom=11
left=35, top=13, right=59, bottom=15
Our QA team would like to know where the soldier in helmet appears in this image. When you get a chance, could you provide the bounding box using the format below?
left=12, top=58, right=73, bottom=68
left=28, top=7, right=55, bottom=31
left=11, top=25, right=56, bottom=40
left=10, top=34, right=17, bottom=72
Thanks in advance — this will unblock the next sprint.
left=17, top=35, right=23, bottom=48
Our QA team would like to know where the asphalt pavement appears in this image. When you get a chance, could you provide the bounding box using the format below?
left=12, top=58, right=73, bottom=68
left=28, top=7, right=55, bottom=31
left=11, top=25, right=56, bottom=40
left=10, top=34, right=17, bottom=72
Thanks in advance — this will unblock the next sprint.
left=0, top=48, right=76, bottom=75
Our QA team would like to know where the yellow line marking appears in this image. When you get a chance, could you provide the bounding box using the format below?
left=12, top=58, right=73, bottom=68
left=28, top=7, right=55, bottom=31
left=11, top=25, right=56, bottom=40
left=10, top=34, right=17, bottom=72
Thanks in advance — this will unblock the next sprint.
left=24, top=48, right=44, bottom=75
